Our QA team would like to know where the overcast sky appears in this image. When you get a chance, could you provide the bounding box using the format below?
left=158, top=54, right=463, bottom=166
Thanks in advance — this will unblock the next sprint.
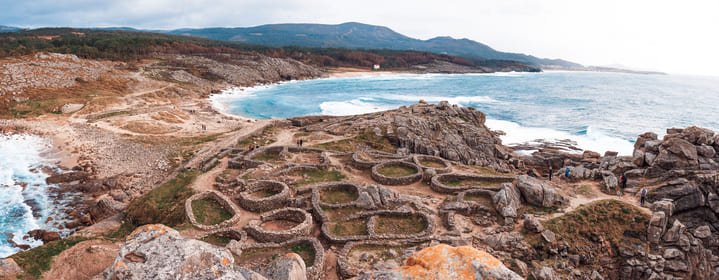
left=2, top=0, right=718, bottom=75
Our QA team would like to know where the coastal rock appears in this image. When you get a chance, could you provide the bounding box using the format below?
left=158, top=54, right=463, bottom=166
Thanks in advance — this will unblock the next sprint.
left=647, top=211, right=667, bottom=243
left=692, top=225, right=712, bottom=239
left=515, top=175, right=568, bottom=208
left=532, top=266, right=559, bottom=280
left=291, top=102, right=511, bottom=170
left=358, top=244, right=523, bottom=280
left=523, top=215, right=544, bottom=233
left=27, top=229, right=61, bottom=243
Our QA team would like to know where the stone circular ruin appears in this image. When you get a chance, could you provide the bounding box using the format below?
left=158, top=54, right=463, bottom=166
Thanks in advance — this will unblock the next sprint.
left=321, top=210, right=435, bottom=243
left=197, top=228, right=247, bottom=247
left=228, top=237, right=325, bottom=280
left=371, top=160, right=423, bottom=185
left=185, top=191, right=242, bottom=231
left=245, top=207, right=313, bottom=243
left=350, top=150, right=408, bottom=170
left=337, top=239, right=431, bottom=279
left=237, top=180, right=291, bottom=212
left=412, top=154, right=452, bottom=174
left=430, top=173, right=515, bottom=194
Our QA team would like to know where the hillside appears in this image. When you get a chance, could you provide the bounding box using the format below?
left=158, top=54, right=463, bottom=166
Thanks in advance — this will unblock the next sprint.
left=165, top=22, right=582, bottom=68
left=0, top=25, right=21, bottom=33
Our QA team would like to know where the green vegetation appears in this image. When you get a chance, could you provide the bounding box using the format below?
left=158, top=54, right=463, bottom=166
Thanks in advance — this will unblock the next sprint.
left=331, top=219, right=369, bottom=237
left=125, top=171, right=197, bottom=228
left=192, top=198, right=233, bottom=225
left=290, top=242, right=316, bottom=266
left=532, top=200, right=649, bottom=251
left=252, top=151, right=281, bottom=162
left=12, top=237, right=88, bottom=278
left=377, top=165, right=418, bottom=177
left=374, top=215, right=427, bottom=234
left=294, top=169, right=345, bottom=186
left=200, top=234, right=234, bottom=247
left=320, top=187, right=358, bottom=204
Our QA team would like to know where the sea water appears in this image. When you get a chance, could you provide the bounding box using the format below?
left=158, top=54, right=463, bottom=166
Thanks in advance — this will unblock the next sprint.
left=0, top=134, right=76, bottom=257
left=211, top=71, right=719, bottom=155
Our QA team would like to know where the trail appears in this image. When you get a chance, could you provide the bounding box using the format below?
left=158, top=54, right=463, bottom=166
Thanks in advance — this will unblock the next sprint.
left=549, top=181, right=652, bottom=219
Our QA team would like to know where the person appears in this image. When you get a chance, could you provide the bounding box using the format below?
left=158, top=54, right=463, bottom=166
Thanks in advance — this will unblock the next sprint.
left=640, top=187, right=648, bottom=207
left=548, top=166, right=553, bottom=181
left=621, top=173, right=628, bottom=190
left=564, top=167, right=571, bottom=179
left=299, top=139, right=304, bottom=147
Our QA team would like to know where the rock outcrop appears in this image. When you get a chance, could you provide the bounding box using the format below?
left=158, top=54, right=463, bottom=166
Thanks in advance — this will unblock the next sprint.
left=515, top=175, right=568, bottom=208
left=358, top=244, right=523, bottom=280
left=103, top=224, right=305, bottom=280
left=291, top=102, right=512, bottom=170
left=634, top=126, right=719, bottom=176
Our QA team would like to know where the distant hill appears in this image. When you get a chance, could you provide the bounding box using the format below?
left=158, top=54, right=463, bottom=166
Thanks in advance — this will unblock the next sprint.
left=0, top=25, right=21, bottom=33
left=164, top=22, right=582, bottom=68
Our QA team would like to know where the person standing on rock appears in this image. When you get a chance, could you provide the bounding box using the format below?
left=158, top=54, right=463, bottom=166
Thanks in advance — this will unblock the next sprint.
left=640, top=187, right=648, bottom=206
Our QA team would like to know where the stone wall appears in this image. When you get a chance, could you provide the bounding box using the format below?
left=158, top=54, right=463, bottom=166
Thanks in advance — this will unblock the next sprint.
left=185, top=191, right=242, bottom=231
left=413, top=155, right=453, bottom=174
left=245, top=207, right=313, bottom=243
left=227, top=237, right=326, bottom=280
left=237, top=180, right=291, bottom=212
left=371, top=161, right=423, bottom=186
left=430, top=173, right=514, bottom=194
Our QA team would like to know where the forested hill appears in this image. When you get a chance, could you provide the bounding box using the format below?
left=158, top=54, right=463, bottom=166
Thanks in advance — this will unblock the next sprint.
left=164, top=22, right=581, bottom=68
left=0, top=28, right=540, bottom=72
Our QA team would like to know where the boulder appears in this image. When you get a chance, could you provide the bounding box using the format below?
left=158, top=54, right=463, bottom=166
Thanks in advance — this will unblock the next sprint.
left=693, top=225, right=712, bottom=239
left=601, top=171, right=618, bottom=192
left=523, top=215, right=544, bottom=233
left=663, top=220, right=686, bottom=243
left=27, top=229, right=61, bottom=243
left=262, top=253, right=307, bottom=280
left=647, top=211, right=667, bottom=243
left=493, top=183, right=522, bottom=220
left=515, top=175, right=567, bottom=208
left=359, top=244, right=523, bottom=280
left=650, top=199, right=674, bottom=218
left=531, top=266, right=559, bottom=280
left=103, top=224, right=265, bottom=280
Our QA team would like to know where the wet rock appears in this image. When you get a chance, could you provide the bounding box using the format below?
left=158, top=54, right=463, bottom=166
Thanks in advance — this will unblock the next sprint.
left=46, top=171, right=90, bottom=184
left=27, top=229, right=61, bottom=243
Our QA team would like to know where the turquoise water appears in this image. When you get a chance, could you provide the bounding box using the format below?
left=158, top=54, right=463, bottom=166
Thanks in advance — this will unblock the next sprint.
left=212, top=71, right=719, bottom=155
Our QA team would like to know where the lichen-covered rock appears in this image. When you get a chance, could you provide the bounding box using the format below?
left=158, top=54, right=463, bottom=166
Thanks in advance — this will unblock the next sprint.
left=103, top=224, right=258, bottom=280
left=493, top=183, right=522, bottom=220
left=358, top=244, right=522, bottom=280
left=261, top=253, right=307, bottom=280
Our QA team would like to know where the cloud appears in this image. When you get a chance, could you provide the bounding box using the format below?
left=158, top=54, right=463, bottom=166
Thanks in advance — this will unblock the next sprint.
left=1, top=0, right=718, bottom=75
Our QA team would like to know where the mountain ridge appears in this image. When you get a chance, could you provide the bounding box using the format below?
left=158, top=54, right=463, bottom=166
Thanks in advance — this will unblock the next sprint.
left=161, top=22, right=582, bottom=68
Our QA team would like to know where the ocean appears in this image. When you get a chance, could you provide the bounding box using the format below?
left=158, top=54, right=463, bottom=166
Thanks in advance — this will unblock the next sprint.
left=211, top=71, right=719, bottom=156
left=0, top=134, right=76, bottom=257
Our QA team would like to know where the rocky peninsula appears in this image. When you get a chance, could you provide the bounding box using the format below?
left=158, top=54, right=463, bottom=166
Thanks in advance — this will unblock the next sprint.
left=0, top=50, right=718, bottom=280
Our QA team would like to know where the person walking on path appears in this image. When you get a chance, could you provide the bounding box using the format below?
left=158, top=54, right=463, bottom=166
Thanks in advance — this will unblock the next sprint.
left=300, top=139, right=304, bottom=147
left=548, top=166, right=553, bottom=181
left=640, top=187, right=648, bottom=207
left=618, top=173, right=628, bottom=196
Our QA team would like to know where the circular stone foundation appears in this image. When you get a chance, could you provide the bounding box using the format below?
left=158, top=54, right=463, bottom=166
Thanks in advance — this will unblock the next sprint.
left=371, top=161, right=422, bottom=185
left=237, top=180, right=291, bottom=212
left=350, top=150, right=408, bottom=170
left=430, top=173, right=515, bottom=194
left=228, top=237, right=325, bottom=280
left=412, top=155, right=452, bottom=174
left=198, top=228, right=247, bottom=247
left=185, top=191, right=242, bottom=230
left=245, top=207, right=313, bottom=243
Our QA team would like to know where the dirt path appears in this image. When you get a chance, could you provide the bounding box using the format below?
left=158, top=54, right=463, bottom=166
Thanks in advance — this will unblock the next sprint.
left=190, top=157, right=229, bottom=192
left=549, top=181, right=652, bottom=219
left=185, top=120, right=271, bottom=169
left=270, top=129, right=296, bottom=147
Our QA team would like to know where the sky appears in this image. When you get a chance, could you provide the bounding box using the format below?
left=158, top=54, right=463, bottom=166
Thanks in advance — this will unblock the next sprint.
left=2, top=0, right=718, bottom=75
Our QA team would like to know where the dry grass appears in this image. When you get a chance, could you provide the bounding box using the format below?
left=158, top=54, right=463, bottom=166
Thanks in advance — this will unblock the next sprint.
left=331, top=219, right=369, bottom=236
left=320, top=187, right=358, bottom=204
left=377, top=165, right=418, bottom=177
left=374, top=215, right=427, bottom=235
